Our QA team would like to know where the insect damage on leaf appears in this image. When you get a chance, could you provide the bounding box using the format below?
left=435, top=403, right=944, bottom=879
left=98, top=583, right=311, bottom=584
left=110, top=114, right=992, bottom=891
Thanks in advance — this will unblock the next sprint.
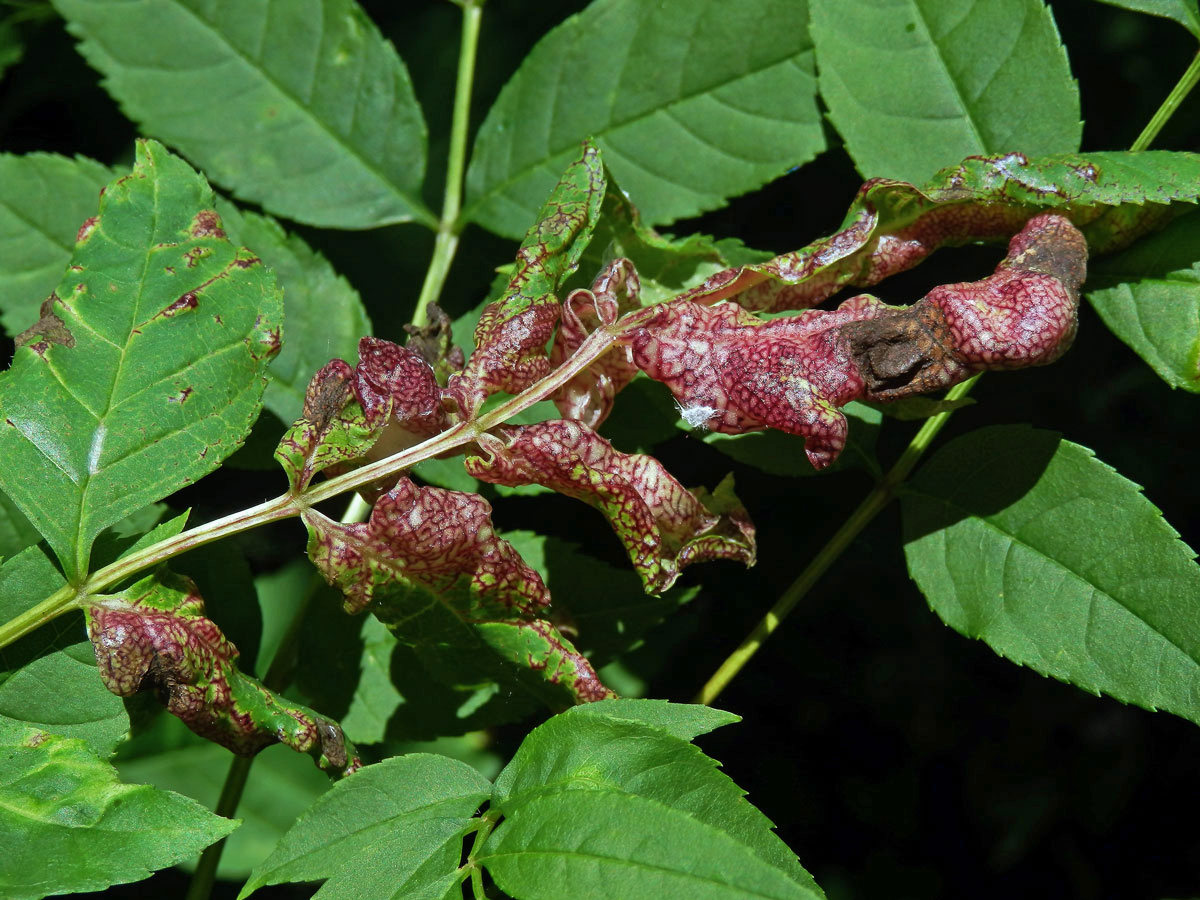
left=14, top=293, right=75, bottom=355
left=85, top=570, right=359, bottom=776
left=466, top=420, right=756, bottom=593
left=303, top=477, right=613, bottom=706
left=632, top=214, right=1087, bottom=469
left=447, top=140, right=606, bottom=417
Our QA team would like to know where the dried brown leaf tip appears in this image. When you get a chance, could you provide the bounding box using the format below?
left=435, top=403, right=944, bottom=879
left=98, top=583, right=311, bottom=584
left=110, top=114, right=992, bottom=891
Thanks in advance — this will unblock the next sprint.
left=86, top=570, right=358, bottom=776
left=632, top=214, right=1086, bottom=469
left=466, top=420, right=756, bottom=592
left=303, top=477, right=612, bottom=705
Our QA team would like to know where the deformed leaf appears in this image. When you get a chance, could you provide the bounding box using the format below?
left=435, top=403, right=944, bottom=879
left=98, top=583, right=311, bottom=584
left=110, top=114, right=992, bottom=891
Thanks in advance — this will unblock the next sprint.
left=450, top=141, right=605, bottom=417
left=0, top=729, right=237, bottom=900
left=240, top=753, right=491, bottom=899
left=0, top=140, right=282, bottom=580
left=810, top=0, right=1081, bottom=184
left=1087, top=208, right=1200, bottom=391
left=902, top=425, right=1200, bottom=727
left=303, top=477, right=613, bottom=706
left=53, top=0, right=432, bottom=228
left=216, top=200, right=371, bottom=423
left=84, top=569, right=359, bottom=775
left=466, top=420, right=756, bottom=592
left=0, top=547, right=128, bottom=757
left=674, top=151, right=1200, bottom=315
left=632, top=213, right=1087, bottom=468
left=0, top=152, right=113, bottom=337
left=464, top=0, right=825, bottom=237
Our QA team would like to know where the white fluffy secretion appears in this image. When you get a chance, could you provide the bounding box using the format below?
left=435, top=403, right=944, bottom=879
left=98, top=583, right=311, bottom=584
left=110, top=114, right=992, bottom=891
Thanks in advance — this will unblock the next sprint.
left=675, top=400, right=719, bottom=430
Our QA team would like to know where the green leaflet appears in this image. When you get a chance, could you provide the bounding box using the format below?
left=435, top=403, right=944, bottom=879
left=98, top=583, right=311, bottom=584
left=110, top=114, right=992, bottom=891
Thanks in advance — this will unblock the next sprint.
left=1087, top=208, right=1200, bottom=391
left=53, top=0, right=431, bottom=229
left=0, top=153, right=114, bottom=338
left=0, top=547, right=128, bottom=757
left=0, top=729, right=237, bottom=899
left=901, top=425, right=1200, bottom=726
left=0, top=140, right=282, bottom=580
left=1094, top=0, right=1200, bottom=37
left=115, top=716, right=331, bottom=881
left=810, top=0, right=1081, bottom=184
left=489, top=704, right=820, bottom=894
left=239, top=753, right=491, bottom=899
left=464, top=0, right=825, bottom=238
left=480, top=791, right=821, bottom=900
left=216, top=200, right=371, bottom=424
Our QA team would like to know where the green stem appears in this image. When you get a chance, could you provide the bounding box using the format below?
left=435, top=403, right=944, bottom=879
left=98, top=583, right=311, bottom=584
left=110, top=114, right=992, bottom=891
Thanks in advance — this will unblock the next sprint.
left=695, top=375, right=980, bottom=706
left=412, top=0, right=485, bottom=326
left=466, top=809, right=501, bottom=900
left=1130, top=50, right=1200, bottom=152
left=183, top=493, right=371, bottom=900
left=184, top=753, right=253, bottom=900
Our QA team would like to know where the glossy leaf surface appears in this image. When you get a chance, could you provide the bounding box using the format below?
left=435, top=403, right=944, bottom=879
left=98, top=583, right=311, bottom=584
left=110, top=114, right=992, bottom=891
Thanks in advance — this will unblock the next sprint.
left=0, top=141, right=282, bottom=579
left=465, top=0, right=825, bottom=237
left=810, top=0, right=1081, bottom=183
left=903, top=425, right=1200, bottom=726
left=53, top=0, right=431, bottom=228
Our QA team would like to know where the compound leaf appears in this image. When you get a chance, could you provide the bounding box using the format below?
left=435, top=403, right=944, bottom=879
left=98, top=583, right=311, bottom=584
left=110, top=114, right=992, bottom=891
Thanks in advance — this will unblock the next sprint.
left=810, top=0, right=1081, bottom=183
left=0, top=729, right=236, bottom=900
left=53, top=0, right=432, bottom=228
left=0, top=140, right=282, bottom=579
left=464, top=0, right=825, bottom=238
left=902, top=425, right=1200, bottom=726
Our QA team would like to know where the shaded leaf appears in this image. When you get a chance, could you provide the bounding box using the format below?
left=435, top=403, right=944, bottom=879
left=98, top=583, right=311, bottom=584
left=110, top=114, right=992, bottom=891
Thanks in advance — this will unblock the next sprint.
left=53, top=0, right=432, bottom=228
left=0, top=729, right=236, bottom=900
left=240, top=753, right=491, bottom=899
left=0, top=140, right=282, bottom=580
left=450, top=141, right=605, bottom=416
left=480, top=789, right=822, bottom=900
left=633, top=214, right=1086, bottom=468
left=115, top=715, right=331, bottom=880
left=902, top=425, right=1200, bottom=726
left=0, top=547, right=128, bottom=757
left=217, top=200, right=371, bottom=424
left=304, top=477, right=613, bottom=706
left=464, top=0, right=825, bottom=237
left=1087, top=208, right=1200, bottom=391
left=811, top=0, right=1080, bottom=184
left=0, top=490, right=40, bottom=562
left=466, top=420, right=756, bottom=592
left=673, top=150, right=1200, bottom=315
left=85, top=569, right=358, bottom=774
left=0, top=153, right=113, bottom=337
left=1095, top=0, right=1200, bottom=37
